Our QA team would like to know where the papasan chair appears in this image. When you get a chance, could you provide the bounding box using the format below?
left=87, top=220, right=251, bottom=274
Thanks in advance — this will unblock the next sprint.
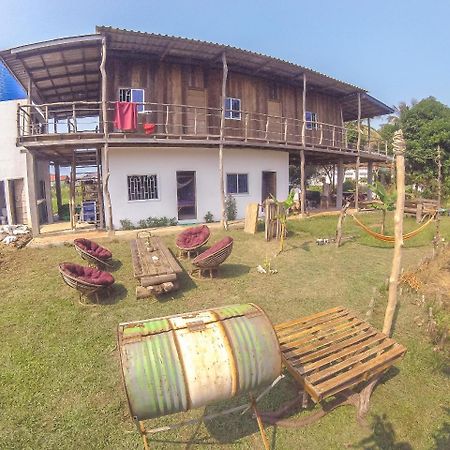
left=175, top=225, right=210, bottom=259
left=191, top=236, right=233, bottom=279
left=59, top=262, right=115, bottom=304
left=74, top=238, right=113, bottom=268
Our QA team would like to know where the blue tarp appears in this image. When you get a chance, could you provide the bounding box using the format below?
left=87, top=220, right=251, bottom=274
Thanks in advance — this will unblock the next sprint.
left=0, top=62, right=26, bottom=101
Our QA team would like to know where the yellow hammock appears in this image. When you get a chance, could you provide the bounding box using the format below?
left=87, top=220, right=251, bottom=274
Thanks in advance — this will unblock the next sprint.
left=351, top=213, right=436, bottom=242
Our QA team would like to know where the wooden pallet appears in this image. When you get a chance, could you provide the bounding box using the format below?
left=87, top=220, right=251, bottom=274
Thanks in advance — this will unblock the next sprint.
left=275, top=306, right=406, bottom=403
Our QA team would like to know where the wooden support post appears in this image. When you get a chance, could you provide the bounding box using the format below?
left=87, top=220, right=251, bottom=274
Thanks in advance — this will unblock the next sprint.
left=355, top=93, right=361, bottom=210
left=367, top=118, right=371, bottom=152
left=54, top=164, right=63, bottom=218
left=301, top=73, right=306, bottom=146
left=367, top=161, right=373, bottom=201
left=300, top=149, right=306, bottom=217
left=383, top=130, right=406, bottom=336
left=100, top=36, right=114, bottom=234
left=336, top=200, right=351, bottom=247
left=27, top=78, right=32, bottom=136
left=219, top=52, right=229, bottom=229
left=336, top=159, right=344, bottom=209
left=25, top=151, right=40, bottom=235
left=434, top=145, right=442, bottom=251
left=70, top=152, right=76, bottom=230
left=96, top=148, right=105, bottom=229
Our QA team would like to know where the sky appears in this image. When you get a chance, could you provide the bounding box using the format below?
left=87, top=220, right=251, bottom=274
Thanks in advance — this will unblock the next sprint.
left=1, top=0, right=449, bottom=125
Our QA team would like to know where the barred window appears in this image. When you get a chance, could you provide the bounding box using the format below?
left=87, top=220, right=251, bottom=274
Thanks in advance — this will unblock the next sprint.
left=127, top=175, right=159, bottom=201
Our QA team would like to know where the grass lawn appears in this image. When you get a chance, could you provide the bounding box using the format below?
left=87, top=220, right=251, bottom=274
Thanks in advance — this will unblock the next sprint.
left=0, top=212, right=449, bottom=449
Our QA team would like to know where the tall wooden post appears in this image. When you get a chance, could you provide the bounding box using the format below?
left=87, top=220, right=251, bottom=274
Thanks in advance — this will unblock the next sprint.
left=299, top=74, right=307, bottom=217
left=96, top=149, right=105, bottom=229
left=100, top=36, right=113, bottom=233
left=301, top=73, right=306, bottom=147
left=27, top=78, right=32, bottom=136
left=219, top=52, right=229, bottom=229
left=300, top=150, right=306, bottom=217
left=70, top=153, right=77, bottom=230
left=383, top=129, right=406, bottom=336
left=367, top=161, right=373, bottom=201
left=54, top=164, right=63, bottom=218
left=367, top=118, right=371, bottom=152
left=434, top=145, right=442, bottom=250
left=355, top=93, right=361, bottom=210
left=336, top=159, right=344, bottom=209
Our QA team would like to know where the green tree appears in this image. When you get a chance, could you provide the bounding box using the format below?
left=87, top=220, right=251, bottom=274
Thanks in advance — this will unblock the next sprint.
left=378, top=97, right=450, bottom=197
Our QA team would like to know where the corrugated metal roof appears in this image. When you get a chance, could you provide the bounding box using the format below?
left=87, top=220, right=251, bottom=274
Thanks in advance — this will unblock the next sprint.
left=0, top=26, right=394, bottom=119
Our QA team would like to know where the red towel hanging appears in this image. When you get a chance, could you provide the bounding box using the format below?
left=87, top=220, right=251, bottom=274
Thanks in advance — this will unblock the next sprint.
left=114, top=102, right=138, bottom=131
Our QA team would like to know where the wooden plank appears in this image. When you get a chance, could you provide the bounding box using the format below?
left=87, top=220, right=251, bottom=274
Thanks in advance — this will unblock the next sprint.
left=294, top=328, right=378, bottom=365
left=281, top=322, right=372, bottom=360
left=276, top=309, right=351, bottom=339
left=279, top=317, right=363, bottom=348
left=244, top=203, right=259, bottom=234
left=152, top=237, right=183, bottom=274
left=141, top=273, right=177, bottom=287
left=275, top=306, right=346, bottom=332
left=307, top=338, right=395, bottom=383
left=315, top=344, right=406, bottom=396
left=315, top=350, right=406, bottom=401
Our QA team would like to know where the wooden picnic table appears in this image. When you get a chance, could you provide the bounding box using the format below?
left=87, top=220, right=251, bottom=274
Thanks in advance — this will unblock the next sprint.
left=274, top=306, right=406, bottom=404
left=130, top=234, right=183, bottom=298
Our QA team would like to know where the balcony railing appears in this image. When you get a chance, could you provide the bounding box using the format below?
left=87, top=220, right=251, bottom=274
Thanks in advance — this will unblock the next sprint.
left=17, top=102, right=389, bottom=155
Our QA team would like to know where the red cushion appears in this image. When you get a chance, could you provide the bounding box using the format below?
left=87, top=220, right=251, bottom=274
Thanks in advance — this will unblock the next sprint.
left=176, top=225, right=210, bottom=249
left=61, top=263, right=115, bottom=286
left=74, top=238, right=112, bottom=260
left=193, top=236, right=233, bottom=263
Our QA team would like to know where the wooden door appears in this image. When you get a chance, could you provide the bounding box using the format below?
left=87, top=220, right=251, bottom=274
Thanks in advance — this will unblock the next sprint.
left=262, top=171, right=277, bottom=203
left=267, top=100, right=283, bottom=142
left=186, top=89, right=208, bottom=136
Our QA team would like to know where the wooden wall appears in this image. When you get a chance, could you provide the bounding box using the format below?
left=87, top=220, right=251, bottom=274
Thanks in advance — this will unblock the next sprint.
left=107, top=55, right=343, bottom=138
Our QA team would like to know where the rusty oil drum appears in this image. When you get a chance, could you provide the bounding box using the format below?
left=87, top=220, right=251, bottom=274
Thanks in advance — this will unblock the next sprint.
left=117, top=303, right=281, bottom=421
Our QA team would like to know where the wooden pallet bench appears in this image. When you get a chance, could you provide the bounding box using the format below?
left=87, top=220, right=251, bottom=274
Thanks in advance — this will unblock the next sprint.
left=131, top=235, right=183, bottom=298
left=261, top=306, right=406, bottom=426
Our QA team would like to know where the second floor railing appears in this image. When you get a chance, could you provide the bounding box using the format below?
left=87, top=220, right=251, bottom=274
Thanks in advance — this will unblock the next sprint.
left=17, top=101, right=389, bottom=155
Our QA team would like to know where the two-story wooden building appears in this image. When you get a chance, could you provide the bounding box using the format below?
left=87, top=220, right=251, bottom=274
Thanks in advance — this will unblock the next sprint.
left=0, top=26, right=393, bottom=234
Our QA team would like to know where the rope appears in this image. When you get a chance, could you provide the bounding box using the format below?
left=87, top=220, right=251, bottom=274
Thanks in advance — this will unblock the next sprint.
left=351, top=212, right=436, bottom=242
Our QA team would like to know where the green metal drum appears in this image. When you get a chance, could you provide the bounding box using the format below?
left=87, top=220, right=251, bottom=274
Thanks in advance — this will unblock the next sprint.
left=117, top=303, right=281, bottom=421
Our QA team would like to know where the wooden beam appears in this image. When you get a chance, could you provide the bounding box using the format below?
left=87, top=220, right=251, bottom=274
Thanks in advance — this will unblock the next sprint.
left=219, top=52, right=229, bottom=229
left=100, top=36, right=114, bottom=233
left=302, top=73, right=306, bottom=146
left=300, top=149, right=306, bottom=217
left=25, top=151, right=40, bottom=234
left=54, top=164, right=63, bottom=217
left=355, top=93, right=361, bottom=210
left=70, top=152, right=76, bottom=230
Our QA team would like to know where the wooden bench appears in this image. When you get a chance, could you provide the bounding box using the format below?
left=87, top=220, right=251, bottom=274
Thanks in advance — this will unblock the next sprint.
left=131, top=234, right=183, bottom=298
left=261, top=306, right=406, bottom=425
left=404, top=198, right=438, bottom=223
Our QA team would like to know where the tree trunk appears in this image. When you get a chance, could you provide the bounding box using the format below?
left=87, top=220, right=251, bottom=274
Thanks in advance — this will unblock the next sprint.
left=336, top=201, right=350, bottom=247
left=381, top=208, right=386, bottom=235
left=219, top=52, right=228, bottom=229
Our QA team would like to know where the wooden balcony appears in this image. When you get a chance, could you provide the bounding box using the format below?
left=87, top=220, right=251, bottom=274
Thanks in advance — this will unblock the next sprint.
left=17, top=102, right=390, bottom=161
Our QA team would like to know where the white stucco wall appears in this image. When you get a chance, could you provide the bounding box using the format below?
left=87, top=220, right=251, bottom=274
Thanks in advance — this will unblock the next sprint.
left=0, top=100, right=26, bottom=180
left=106, top=146, right=289, bottom=229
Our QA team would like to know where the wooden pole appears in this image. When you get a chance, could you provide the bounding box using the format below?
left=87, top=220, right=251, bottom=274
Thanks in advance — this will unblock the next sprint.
left=100, top=36, right=114, bottom=233
left=219, top=52, right=229, bottom=229
left=300, top=150, right=306, bottom=217
left=301, top=73, right=306, bottom=147
left=336, top=200, right=351, bottom=247
left=434, top=145, right=442, bottom=251
left=357, top=129, right=406, bottom=419
left=70, top=152, right=76, bottom=230
left=96, top=148, right=105, bottom=229
left=383, top=129, right=406, bottom=336
left=355, top=93, right=361, bottom=210
left=54, top=164, right=63, bottom=217
left=367, top=118, right=371, bottom=152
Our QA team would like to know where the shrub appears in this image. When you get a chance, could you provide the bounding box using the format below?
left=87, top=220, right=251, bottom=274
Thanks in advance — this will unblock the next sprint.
left=120, top=219, right=135, bottom=230
left=204, top=211, right=214, bottom=223
left=225, top=195, right=237, bottom=221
